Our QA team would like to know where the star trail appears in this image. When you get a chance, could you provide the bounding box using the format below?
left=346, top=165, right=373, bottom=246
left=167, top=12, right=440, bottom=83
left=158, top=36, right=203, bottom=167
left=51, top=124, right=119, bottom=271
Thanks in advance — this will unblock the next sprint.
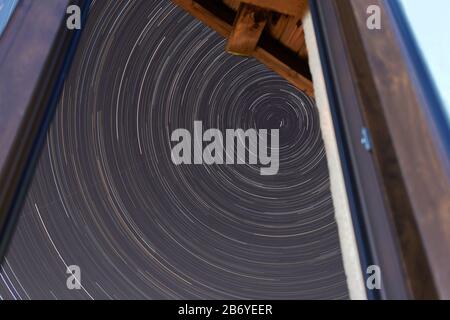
left=0, top=0, right=348, bottom=300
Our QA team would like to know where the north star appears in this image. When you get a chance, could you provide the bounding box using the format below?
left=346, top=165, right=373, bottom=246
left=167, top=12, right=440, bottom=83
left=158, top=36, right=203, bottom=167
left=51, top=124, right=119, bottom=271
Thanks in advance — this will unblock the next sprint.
left=178, top=304, right=213, bottom=318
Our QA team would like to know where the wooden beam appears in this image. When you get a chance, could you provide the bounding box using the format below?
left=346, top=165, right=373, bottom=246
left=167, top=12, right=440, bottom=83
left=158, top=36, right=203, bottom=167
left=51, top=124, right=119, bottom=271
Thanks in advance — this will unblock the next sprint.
left=242, top=0, right=308, bottom=17
left=226, top=3, right=267, bottom=56
left=172, top=0, right=313, bottom=96
left=312, top=0, right=450, bottom=299
left=267, top=13, right=289, bottom=40
left=348, top=0, right=450, bottom=299
left=222, top=0, right=241, bottom=11
left=172, top=0, right=232, bottom=37
left=253, top=47, right=313, bottom=96
left=279, top=17, right=305, bottom=54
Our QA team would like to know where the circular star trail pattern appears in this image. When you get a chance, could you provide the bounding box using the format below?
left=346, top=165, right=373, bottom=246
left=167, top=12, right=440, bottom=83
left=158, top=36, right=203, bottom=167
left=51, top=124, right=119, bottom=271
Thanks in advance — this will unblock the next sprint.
left=0, top=0, right=348, bottom=299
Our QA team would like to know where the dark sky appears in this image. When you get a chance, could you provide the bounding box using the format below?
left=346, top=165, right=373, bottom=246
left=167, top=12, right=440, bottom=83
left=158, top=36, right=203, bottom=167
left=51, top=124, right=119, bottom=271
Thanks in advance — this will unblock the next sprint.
left=0, top=0, right=348, bottom=300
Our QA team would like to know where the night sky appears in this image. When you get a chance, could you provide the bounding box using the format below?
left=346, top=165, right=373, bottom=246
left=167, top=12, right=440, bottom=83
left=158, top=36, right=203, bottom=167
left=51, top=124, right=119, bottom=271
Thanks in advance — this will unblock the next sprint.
left=0, top=0, right=348, bottom=299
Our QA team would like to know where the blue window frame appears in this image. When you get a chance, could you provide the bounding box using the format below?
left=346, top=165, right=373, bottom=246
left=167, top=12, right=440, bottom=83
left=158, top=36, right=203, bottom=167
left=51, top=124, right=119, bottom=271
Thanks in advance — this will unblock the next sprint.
left=0, top=0, right=19, bottom=36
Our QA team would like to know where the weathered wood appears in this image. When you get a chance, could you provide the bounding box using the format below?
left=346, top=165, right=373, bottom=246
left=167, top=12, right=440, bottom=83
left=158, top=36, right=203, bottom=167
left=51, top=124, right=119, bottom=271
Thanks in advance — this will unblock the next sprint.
left=226, top=3, right=267, bottom=56
left=267, top=13, right=289, bottom=40
left=222, top=2, right=309, bottom=62
left=222, top=0, right=241, bottom=11
left=253, top=47, right=313, bottom=96
left=279, top=17, right=305, bottom=54
left=173, top=0, right=232, bottom=37
left=265, top=13, right=307, bottom=58
left=312, top=0, right=450, bottom=299
left=173, top=0, right=314, bottom=96
left=348, top=0, right=450, bottom=299
left=242, top=0, right=307, bottom=17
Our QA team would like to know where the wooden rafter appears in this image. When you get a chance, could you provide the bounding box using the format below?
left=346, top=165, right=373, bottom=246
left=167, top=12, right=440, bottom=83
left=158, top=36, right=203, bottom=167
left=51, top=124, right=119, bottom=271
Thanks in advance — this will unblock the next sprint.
left=241, top=0, right=308, bottom=17
left=172, top=0, right=313, bottom=96
left=226, top=3, right=267, bottom=56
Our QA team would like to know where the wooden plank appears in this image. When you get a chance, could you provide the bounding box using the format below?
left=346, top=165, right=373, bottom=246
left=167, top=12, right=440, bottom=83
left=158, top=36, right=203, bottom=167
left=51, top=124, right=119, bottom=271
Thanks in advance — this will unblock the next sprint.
left=222, top=0, right=241, bottom=11
left=312, top=0, right=450, bottom=299
left=228, top=2, right=307, bottom=56
left=226, top=3, right=267, bottom=56
left=253, top=47, right=313, bottom=96
left=242, top=0, right=308, bottom=17
left=279, top=16, right=305, bottom=53
left=173, top=0, right=232, bottom=37
left=298, top=38, right=308, bottom=58
left=348, top=0, right=450, bottom=299
left=172, top=0, right=313, bottom=96
left=267, top=13, right=290, bottom=40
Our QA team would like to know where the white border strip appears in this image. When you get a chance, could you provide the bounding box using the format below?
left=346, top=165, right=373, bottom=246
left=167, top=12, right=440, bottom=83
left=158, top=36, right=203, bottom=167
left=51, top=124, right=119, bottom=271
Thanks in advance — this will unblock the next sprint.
left=303, top=11, right=367, bottom=300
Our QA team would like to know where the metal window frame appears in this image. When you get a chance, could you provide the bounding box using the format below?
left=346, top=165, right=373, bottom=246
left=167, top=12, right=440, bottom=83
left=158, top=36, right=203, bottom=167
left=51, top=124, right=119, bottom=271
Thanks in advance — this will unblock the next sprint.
left=0, top=0, right=90, bottom=261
